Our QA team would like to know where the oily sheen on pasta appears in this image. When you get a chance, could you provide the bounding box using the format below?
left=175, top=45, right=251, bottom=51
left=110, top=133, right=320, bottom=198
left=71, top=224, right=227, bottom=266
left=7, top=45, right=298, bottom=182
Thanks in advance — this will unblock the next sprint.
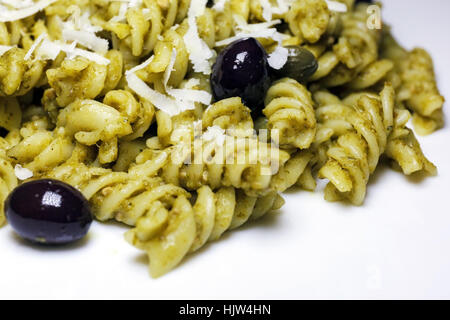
left=0, top=0, right=444, bottom=277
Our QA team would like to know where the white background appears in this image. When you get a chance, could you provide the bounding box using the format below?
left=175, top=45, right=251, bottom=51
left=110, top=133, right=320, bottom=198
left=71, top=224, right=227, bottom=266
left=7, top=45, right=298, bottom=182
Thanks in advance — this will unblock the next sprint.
left=1, top=0, right=450, bottom=299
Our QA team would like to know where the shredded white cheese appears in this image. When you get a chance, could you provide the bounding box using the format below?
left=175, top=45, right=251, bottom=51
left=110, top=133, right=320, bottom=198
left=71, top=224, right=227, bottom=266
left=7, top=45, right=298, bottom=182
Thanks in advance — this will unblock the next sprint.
left=0, top=0, right=34, bottom=9
left=163, top=49, right=212, bottom=106
left=126, top=72, right=183, bottom=116
left=126, top=48, right=212, bottom=116
left=108, top=0, right=143, bottom=23
left=35, top=37, right=110, bottom=65
left=268, top=45, right=288, bottom=70
left=127, top=56, right=154, bottom=74
left=184, top=0, right=215, bottom=75
left=212, top=0, right=227, bottom=12
left=61, top=7, right=108, bottom=55
left=0, top=0, right=58, bottom=22
left=215, top=18, right=287, bottom=47
left=62, top=29, right=109, bottom=54
left=24, top=33, right=46, bottom=60
left=14, top=164, right=33, bottom=181
left=0, top=45, right=15, bottom=57
left=259, top=0, right=293, bottom=22
left=325, top=0, right=348, bottom=13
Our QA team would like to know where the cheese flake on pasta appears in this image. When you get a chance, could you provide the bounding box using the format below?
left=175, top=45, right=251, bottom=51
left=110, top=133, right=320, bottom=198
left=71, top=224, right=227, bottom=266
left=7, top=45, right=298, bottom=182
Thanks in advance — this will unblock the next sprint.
left=24, top=33, right=46, bottom=60
left=14, top=164, right=33, bottom=181
left=0, top=0, right=58, bottom=22
left=325, top=0, right=348, bottom=12
left=61, top=8, right=108, bottom=54
left=260, top=0, right=293, bottom=22
left=215, top=18, right=287, bottom=47
left=35, top=37, right=110, bottom=65
left=62, top=29, right=109, bottom=55
left=184, top=0, right=215, bottom=75
left=212, top=0, right=227, bottom=12
left=126, top=72, right=184, bottom=116
left=163, top=49, right=212, bottom=106
left=126, top=49, right=212, bottom=116
left=268, top=45, right=289, bottom=70
left=108, top=0, right=143, bottom=22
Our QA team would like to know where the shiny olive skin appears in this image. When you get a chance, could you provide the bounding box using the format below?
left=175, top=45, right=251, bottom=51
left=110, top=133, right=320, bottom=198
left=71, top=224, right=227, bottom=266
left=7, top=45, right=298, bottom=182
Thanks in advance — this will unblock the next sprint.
left=211, top=38, right=271, bottom=112
left=5, top=179, right=93, bottom=245
left=271, top=46, right=318, bottom=83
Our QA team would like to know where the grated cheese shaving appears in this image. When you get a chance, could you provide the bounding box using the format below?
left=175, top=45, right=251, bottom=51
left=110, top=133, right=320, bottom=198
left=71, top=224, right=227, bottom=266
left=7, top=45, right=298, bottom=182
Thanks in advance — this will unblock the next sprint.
left=0, top=45, right=15, bottom=57
left=62, top=29, right=109, bottom=54
left=215, top=18, right=287, bottom=47
left=35, top=37, right=110, bottom=65
left=127, top=56, right=154, bottom=74
left=0, top=0, right=34, bottom=9
left=61, top=7, right=108, bottom=54
left=325, top=0, right=348, bottom=13
left=163, top=49, right=212, bottom=105
left=14, top=164, right=33, bottom=181
left=212, top=0, right=227, bottom=12
left=0, top=0, right=58, bottom=22
left=259, top=0, right=293, bottom=22
left=184, top=0, right=215, bottom=75
left=24, top=33, right=46, bottom=60
left=268, top=45, right=288, bottom=70
left=126, top=48, right=212, bottom=116
left=126, top=72, right=184, bottom=116
left=108, top=0, right=143, bottom=23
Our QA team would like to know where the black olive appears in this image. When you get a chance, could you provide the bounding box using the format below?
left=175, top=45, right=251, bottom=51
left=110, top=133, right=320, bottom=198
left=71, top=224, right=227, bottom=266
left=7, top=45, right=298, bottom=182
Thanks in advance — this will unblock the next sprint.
left=211, top=38, right=271, bottom=112
left=5, top=179, right=93, bottom=245
left=355, top=0, right=373, bottom=3
left=270, top=46, right=318, bottom=83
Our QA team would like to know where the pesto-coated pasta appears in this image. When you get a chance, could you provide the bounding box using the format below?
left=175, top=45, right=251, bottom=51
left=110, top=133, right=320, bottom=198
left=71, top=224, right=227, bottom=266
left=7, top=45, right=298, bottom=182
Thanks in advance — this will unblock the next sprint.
left=0, top=0, right=443, bottom=277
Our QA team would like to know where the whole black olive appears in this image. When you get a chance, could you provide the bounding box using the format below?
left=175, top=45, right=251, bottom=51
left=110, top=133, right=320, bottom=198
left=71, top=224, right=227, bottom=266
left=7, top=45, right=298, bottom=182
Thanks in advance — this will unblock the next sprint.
left=270, top=46, right=318, bottom=83
left=5, top=179, right=93, bottom=245
left=211, top=38, right=271, bottom=112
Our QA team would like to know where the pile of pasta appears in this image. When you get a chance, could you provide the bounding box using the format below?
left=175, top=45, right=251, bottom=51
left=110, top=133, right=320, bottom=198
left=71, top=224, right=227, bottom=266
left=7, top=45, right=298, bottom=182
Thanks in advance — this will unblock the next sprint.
left=0, top=0, right=444, bottom=277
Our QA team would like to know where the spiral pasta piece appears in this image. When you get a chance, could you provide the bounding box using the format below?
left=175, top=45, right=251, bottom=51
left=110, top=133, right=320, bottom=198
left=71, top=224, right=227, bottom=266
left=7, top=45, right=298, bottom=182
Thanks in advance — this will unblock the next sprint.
left=90, top=0, right=163, bottom=58
left=125, top=184, right=283, bottom=277
left=263, top=78, right=316, bottom=150
left=134, top=131, right=289, bottom=196
left=7, top=130, right=74, bottom=175
left=202, top=97, right=254, bottom=137
left=56, top=99, right=133, bottom=164
left=286, top=0, right=331, bottom=44
left=136, top=26, right=189, bottom=91
left=310, top=3, right=393, bottom=91
left=0, top=47, right=47, bottom=97
left=386, top=109, right=437, bottom=176
left=102, top=90, right=155, bottom=142
left=314, top=84, right=394, bottom=205
left=45, top=50, right=123, bottom=107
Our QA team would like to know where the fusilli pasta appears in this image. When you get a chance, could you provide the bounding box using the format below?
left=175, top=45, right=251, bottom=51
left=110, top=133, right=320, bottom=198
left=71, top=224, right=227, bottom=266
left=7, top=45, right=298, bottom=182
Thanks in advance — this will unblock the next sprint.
left=0, top=0, right=443, bottom=277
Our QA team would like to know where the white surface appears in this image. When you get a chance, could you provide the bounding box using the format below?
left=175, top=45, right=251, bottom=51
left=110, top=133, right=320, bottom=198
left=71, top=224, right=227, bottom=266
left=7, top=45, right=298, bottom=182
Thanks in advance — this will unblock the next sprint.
left=1, top=0, right=450, bottom=299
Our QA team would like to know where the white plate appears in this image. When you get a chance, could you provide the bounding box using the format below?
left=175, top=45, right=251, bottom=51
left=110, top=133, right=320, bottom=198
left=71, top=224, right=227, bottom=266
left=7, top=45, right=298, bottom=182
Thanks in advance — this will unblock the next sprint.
left=1, top=0, right=449, bottom=299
